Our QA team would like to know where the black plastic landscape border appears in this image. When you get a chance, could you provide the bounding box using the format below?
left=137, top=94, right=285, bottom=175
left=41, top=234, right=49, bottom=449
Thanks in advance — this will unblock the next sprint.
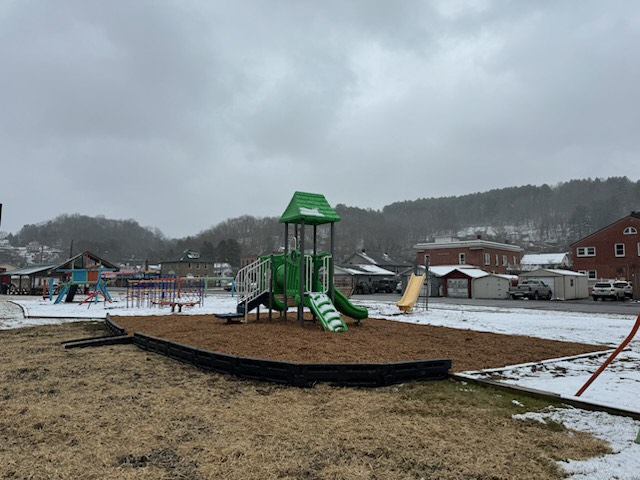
left=106, top=314, right=126, bottom=336
left=106, top=314, right=451, bottom=387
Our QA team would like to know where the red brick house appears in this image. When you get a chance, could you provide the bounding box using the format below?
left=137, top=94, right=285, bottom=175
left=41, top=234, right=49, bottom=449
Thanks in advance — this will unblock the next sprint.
left=570, top=212, right=640, bottom=286
left=413, top=236, right=522, bottom=275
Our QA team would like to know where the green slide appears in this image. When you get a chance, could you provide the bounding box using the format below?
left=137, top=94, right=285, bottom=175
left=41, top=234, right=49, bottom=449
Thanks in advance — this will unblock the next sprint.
left=333, top=289, right=368, bottom=321
left=304, top=292, right=348, bottom=332
left=263, top=253, right=368, bottom=332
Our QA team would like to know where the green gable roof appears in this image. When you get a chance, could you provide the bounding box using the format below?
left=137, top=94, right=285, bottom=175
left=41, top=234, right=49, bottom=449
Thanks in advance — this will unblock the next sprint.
left=279, top=191, right=341, bottom=225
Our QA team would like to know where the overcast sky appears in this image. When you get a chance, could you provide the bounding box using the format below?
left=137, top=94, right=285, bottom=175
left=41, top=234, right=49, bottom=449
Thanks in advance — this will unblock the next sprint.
left=1, top=0, right=639, bottom=238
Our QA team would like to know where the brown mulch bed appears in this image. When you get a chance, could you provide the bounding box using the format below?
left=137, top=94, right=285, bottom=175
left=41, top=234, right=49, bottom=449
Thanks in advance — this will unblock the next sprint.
left=113, top=314, right=606, bottom=372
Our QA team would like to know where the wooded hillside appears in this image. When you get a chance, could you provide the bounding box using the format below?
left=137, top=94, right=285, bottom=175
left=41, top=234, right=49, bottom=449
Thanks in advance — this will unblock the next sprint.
left=5, top=177, right=639, bottom=266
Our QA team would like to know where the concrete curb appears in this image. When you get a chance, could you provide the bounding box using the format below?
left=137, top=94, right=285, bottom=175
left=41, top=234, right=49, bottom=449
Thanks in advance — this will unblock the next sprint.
left=451, top=373, right=640, bottom=421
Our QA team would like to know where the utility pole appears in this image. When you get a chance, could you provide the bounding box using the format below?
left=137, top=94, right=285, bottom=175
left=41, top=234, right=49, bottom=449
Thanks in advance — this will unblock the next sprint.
left=424, top=256, right=429, bottom=310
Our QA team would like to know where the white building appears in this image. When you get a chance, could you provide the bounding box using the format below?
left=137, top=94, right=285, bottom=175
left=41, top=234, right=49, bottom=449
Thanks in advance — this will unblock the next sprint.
left=519, top=268, right=589, bottom=300
left=520, top=253, right=572, bottom=271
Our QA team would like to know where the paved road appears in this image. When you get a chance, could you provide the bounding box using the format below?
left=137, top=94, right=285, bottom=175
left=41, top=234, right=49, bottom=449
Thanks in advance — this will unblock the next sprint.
left=352, top=293, right=640, bottom=316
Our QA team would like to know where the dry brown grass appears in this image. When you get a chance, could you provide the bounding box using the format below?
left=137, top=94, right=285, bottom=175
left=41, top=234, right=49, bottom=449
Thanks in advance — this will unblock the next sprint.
left=0, top=322, right=610, bottom=480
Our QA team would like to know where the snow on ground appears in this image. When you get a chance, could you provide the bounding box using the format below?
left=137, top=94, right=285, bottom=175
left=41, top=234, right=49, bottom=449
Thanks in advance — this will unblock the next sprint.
left=514, top=407, right=640, bottom=480
left=2, top=294, right=640, bottom=479
left=3, top=292, right=238, bottom=323
left=359, top=299, right=635, bottom=346
left=360, top=298, right=640, bottom=480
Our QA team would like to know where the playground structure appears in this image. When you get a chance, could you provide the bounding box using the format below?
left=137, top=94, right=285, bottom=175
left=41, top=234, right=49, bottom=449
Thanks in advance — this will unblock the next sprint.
left=53, top=253, right=118, bottom=305
left=54, top=268, right=113, bottom=304
left=231, top=192, right=368, bottom=332
left=126, top=277, right=205, bottom=310
left=397, top=273, right=426, bottom=312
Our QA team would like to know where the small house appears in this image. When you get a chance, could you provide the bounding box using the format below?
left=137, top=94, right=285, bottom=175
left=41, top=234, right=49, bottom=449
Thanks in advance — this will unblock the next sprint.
left=520, top=253, right=572, bottom=271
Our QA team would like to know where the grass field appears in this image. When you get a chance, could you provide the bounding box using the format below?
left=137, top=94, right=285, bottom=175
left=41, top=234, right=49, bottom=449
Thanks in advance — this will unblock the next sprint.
left=0, top=322, right=611, bottom=479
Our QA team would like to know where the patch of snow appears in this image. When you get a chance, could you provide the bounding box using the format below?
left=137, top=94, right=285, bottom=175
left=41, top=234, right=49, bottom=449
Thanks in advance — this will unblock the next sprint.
left=514, top=407, right=640, bottom=480
left=299, top=207, right=324, bottom=217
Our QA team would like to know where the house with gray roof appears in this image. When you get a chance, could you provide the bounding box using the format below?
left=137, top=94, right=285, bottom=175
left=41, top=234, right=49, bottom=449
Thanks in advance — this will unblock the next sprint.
left=343, top=250, right=413, bottom=275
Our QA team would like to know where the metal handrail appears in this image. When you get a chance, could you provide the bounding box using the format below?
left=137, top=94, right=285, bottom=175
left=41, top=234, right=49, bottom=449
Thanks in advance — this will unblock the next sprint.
left=319, top=255, right=331, bottom=293
left=235, top=257, right=269, bottom=306
left=305, top=255, right=314, bottom=293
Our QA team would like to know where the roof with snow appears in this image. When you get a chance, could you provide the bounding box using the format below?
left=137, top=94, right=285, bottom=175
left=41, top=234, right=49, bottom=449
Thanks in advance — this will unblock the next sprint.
left=521, top=268, right=586, bottom=277
left=349, top=251, right=412, bottom=268
left=414, top=237, right=523, bottom=253
left=417, top=264, right=476, bottom=277
left=521, top=253, right=569, bottom=265
left=447, top=268, right=491, bottom=279
left=279, top=191, right=341, bottom=225
left=335, top=264, right=395, bottom=277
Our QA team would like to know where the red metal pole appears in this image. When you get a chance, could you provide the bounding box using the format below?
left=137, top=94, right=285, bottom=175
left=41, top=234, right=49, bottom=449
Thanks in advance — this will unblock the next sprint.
left=575, top=313, right=640, bottom=397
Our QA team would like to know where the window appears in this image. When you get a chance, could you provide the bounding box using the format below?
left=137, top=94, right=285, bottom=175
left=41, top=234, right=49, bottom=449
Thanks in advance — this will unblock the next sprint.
left=579, top=270, right=597, bottom=279
left=458, top=253, right=465, bottom=264
left=513, top=256, right=517, bottom=266
left=624, top=226, right=637, bottom=235
left=502, top=255, right=508, bottom=266
left=638, top=242, right=640, bottom=256
left=423, top=254, right=430, bottom=266
left=495, top=254, right=499, bottom=266
left=577, top=247, right=596, bottom=257
left=484, top=253, right=491, bottom=265
left=615, top=243, right=625, bottom=257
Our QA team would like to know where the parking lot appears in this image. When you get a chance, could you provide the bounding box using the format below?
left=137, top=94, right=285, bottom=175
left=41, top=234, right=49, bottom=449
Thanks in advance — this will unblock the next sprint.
left=352, top=292, right=640, bottom=316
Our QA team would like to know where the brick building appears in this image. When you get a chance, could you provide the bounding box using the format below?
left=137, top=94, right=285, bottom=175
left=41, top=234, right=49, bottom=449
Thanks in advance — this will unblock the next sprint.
left=413, top=236, right=522, bottom=275
left=160, top=250, right=214, bottom=278
left=570, top=212, right=640, bottom=287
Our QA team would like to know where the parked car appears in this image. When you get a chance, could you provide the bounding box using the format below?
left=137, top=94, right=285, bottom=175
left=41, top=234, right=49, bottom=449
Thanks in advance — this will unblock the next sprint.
left=224, top=281, right=233, bottom=291
left=395, top=281, right=402, bottom=294
left=613, top=281, right=633, bottom=299
left=592, top=282, right=625, bottom=301
left=371, top=279, right=396, bottom=293
left=508, top=280, right=552, bottom=300
left=353, top=281, right=372, bottom=294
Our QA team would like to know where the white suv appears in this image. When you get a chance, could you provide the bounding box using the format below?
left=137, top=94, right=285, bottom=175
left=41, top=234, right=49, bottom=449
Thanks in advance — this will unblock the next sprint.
left=592, top=282, right=625, bottom=301
left=613, top=281, right=633, bottom=299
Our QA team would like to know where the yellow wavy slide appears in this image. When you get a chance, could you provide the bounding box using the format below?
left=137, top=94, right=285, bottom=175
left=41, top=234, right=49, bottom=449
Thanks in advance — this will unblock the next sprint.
left=396, top=273, right=425, bottom=312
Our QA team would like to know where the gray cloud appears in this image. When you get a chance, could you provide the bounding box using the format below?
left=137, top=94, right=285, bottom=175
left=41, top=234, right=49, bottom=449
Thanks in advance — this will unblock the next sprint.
left=1, top=0, right=639, bottom=237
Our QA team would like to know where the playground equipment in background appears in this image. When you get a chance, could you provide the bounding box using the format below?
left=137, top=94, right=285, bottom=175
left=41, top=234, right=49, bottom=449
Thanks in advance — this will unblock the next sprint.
left=126, top=277, right=205, bottom=310
left=54, top=268, right=114, bottom=304
left=397, top=273, right=426, bottom=312
left=228, top=191, right=368, bottom=332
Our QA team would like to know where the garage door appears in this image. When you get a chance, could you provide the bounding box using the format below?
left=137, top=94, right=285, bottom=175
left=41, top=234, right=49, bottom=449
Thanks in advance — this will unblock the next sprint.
left=447, top=278, right=469, bottom=298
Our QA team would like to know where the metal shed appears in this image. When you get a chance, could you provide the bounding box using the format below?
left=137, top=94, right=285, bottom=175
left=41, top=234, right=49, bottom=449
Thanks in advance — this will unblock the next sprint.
left=472, top=274, right=516, bottom=299
left=519, top=268, right=589, bottom=300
